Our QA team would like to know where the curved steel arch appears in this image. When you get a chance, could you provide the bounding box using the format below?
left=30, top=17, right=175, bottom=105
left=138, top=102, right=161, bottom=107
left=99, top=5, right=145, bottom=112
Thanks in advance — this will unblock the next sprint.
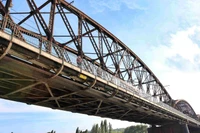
left=173, top=99, right=197, bottom=119
left=0, top=0, right=171, bottom=102
left=197, top=114, right=200, bottom=121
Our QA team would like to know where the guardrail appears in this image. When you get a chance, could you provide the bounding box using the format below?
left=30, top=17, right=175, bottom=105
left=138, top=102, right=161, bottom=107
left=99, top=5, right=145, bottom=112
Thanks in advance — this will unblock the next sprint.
left=0, top=15, right=199, bottom=125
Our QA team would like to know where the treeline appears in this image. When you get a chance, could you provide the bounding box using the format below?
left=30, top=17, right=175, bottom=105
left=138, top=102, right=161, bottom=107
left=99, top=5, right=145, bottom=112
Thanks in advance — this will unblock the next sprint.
left=76, top=120, right=112, bottom=133
left=75, top=120, right=148, bottom=133
left=124, top=125, right=148, bottom=133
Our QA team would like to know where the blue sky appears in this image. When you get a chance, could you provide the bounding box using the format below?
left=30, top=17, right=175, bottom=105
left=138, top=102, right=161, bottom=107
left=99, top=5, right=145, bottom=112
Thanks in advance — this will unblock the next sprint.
left=1, top=0, right=200, bottom=133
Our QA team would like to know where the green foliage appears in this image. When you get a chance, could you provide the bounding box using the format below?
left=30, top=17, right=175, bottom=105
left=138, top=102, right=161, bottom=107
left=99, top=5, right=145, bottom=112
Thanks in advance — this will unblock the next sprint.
left=80, top=129, right=88, bottom=133
left=124, top=125, right=148, bottom=133
left=76, top=119, right=113, bottom=133
left=47, top=130, right=56, bottom=133
left=101, top=121, right=104, bottom=133
left=75, top=120, right=147, bottom=133
left=91, top=124, right=96, bottom=133
left=76, top=127, right=80, bottom=133
left=104, top=120, right=108, bottom=133
left=112, top=128, right=124, bottom=133
left=95, top=124, right=99, bottom=133
left=108, top=123, right=112, bottom=133
left=76, top=127, right=88, bottom=133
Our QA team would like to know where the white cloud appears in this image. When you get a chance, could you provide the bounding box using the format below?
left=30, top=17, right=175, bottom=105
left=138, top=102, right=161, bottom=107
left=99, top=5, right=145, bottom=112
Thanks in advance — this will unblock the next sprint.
left=120, top=0, right=146, bottom=10
left=144, top=26, right=200, bottom=113
left=88, top=0, right=146, bottom=12
left=0, top=99, right=135, bottom=130
left=149, top=26, right=200, bottom=68
left=169, top=26, right=200, bottom=63
left=0, top=99, right=53, bottom=113
left=107, top=119, right=136, bottom=129
left=179, top=0, right=200, bottom=25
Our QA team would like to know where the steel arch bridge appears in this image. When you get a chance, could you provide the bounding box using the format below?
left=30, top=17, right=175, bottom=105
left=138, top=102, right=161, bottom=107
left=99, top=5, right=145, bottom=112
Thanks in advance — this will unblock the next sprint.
left=0, top=0, right=199, bottom=129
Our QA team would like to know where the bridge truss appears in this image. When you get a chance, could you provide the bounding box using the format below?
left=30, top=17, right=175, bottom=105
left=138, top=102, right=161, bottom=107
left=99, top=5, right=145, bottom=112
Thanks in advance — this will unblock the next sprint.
left=1, top=0, right=172, bottom=102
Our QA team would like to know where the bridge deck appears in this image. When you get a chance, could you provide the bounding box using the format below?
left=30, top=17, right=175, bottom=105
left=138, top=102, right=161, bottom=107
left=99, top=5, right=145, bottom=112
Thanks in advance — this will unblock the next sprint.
left=0, top=30, right=200, bottom=127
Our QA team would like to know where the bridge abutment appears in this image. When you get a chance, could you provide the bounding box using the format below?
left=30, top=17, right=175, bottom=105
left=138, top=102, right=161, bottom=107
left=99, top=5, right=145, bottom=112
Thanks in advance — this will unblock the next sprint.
left=148, top=123, right=190, bottom=133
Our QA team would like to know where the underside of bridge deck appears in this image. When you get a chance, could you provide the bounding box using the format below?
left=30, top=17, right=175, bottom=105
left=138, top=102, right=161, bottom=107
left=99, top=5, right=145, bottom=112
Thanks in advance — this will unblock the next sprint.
left=0, top=54, right=175, bottom=125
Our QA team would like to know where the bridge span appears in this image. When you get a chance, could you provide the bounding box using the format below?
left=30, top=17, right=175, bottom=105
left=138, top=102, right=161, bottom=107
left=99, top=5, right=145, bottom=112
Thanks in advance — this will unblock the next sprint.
left=0, top=0, right=200, bottom=132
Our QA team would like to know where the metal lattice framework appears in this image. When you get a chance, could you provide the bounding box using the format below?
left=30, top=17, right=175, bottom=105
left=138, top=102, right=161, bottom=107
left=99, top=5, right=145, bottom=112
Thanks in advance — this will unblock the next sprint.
left=173, top=100, right=197, bottom=119
left=0, top=0, right=171, bottom=102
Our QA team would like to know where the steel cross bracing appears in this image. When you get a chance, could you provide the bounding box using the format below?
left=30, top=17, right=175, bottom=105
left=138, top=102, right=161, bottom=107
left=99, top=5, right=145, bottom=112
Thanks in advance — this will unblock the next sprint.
left=0, top=0, right=171, bottom=102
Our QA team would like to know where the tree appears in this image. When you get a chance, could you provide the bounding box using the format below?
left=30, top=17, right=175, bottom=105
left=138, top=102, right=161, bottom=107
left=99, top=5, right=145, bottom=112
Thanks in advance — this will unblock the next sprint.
left=101, top=121, right=105, bottom=133
left=47, top=130, right=56, bottom=133
left=104, top=120, right=108, bottom=133
left=80, top=129, right=88, bottom=133
left=124, top=125, right=148, bottom=133
left=77, top=119, right=113, bottom=133
left=108, top=123, right=112, bottom=133
left=75, top=127, right=89, bottom=133
left=95, top=124, right=100, bottom=133
left=76, top=127, right=80, bottom=133
left=91, top=124, right=98, bottom=133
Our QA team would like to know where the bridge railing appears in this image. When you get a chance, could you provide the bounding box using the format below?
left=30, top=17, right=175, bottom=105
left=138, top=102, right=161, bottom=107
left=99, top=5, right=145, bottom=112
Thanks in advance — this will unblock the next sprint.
left=1, top=15, right=200, bottom=125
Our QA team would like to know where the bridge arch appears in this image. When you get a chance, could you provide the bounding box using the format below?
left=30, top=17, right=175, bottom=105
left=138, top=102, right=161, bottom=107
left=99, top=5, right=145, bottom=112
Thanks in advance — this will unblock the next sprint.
left=173, top=99, right=197, bottom=119
left=0, top=0, right=172, bottom=102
